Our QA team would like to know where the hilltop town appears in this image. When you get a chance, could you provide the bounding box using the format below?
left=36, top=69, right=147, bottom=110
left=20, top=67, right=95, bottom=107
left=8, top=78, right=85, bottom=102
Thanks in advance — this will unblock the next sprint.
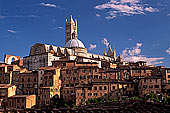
left=0, top=16, right=170, bottom=111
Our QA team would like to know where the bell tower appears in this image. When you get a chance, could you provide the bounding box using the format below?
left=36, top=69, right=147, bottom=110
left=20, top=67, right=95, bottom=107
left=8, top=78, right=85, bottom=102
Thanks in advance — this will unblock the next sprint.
left=65, top=15, right=78, bottom=44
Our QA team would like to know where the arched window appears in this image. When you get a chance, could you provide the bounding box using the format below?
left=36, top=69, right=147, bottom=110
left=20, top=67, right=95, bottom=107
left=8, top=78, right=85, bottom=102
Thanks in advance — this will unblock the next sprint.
left=12, top=58, right=15, bottom=62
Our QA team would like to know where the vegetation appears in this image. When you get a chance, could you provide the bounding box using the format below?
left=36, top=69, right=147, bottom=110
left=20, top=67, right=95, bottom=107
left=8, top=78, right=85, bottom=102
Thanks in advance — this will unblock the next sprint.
left=53, top=93, right=170, bottom=108
left=53, top=97, right=77, bottom=108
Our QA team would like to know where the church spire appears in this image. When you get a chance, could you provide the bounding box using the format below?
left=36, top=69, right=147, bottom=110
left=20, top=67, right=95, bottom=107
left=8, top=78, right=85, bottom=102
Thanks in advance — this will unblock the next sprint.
left=65, top=15, right=78, bottom=45
left=117, top=53, right=123, bottom=63
left=113, top=48, right=116, bottom=60
left=104, top=48, right=107, bottom=56
left=69, top=15, right=75, bottom=23
left=108, top=44, right=113, bottom=54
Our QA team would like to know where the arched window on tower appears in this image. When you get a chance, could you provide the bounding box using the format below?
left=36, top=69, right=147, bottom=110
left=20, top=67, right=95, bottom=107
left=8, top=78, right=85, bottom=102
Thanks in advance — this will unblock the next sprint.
left=12, top=58, right=15, bottom=62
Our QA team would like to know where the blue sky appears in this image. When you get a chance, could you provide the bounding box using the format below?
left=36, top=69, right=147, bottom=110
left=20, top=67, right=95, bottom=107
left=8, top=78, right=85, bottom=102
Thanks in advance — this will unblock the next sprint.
left=0, top=0, right=170, bottom=67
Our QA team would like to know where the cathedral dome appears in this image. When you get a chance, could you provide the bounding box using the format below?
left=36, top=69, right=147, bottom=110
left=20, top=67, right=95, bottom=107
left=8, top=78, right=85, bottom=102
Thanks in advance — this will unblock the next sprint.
left=65, top=39, right=85, bottom=48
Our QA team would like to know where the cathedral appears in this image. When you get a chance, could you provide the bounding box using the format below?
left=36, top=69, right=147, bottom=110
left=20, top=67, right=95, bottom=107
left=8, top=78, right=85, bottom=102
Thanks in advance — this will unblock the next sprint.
left=23, top=15, right=117, bottom=71
left=0, top=15, right=169, bottom=109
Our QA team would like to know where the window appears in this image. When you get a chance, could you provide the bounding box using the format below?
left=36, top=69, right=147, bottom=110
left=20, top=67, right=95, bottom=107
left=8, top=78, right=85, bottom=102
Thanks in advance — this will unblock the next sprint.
left=22, top=99, right=24, bottom=103
left=50, top=89, right=53, bottom=92
left=94, top=93, right=98, bottom=96
left=88, top=93, right=92, bottom=96
left=143, top=85, right=147, bottom=88
left=73, top=77, right=77, bottom=81
left=66, top=84, right=69, bottom=87
left=99, top=86, right=102, bottom=90
left=155, top=85, right=159, bottom=88
left=150, top=79, right=152, bottom=82
left=112, top=86, right=115, bottom=90
left=80, top=76, right=83, bottom=79
left=99, top=76, right=102, bottom=79
left=71, top=90, right=73, bottom=93
left=77, top=93, right=79, bottom=96
left=94, top=75, right=98, bottom=79
left=144, top=79, right=146, bottom=83
left=55, top=88, right=58, bottom=92
left=155, top=79, right=158, bottom=83
left=168, top=80, right=170, bottom=83
left=149, top=85, right=153, bottom=88
left=28, top=78, right=30, bottom=82
left=94, top=86, right=97, bottom=90
left=88, top=87, right=92, bottom=90
left=66, top=70, right=68, bottom=74
left=17, top=99, right=20, bottom=103
left=70, top=84, right=74, bottom=87
left=168, top=75, right=170, bottom=78
left=133, top=70, right=138, bottom=73
left=90, top=75, right=93, bottom=79
left=34, top=78, right=36, bottom=82
left=81, top=93, right=84, bottom=96
left=84, top=69, right=86, bottom=72
left=104, top=86, right=107, bottom=90
left=84, top=75, right=86, bottom=79
left=45, top=76, right=48, bottom=79
left=167, top=70, right=170, bottom=73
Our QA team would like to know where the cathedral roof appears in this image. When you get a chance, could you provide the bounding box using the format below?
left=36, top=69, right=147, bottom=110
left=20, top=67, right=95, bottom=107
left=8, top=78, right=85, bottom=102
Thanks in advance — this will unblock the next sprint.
left=65, top=39, right=85, bottom=48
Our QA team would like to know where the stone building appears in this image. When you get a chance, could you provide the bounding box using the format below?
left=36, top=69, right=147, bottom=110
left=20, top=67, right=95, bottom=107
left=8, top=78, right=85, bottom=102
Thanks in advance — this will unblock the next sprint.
left=7, top=95, right=36, bottom=109
left=0, top=64, right=21, bottom=84
left=4, top=55, right=20, bottom=65
left=12, top=70, right=38, bottom=95
left=38, top=67, right=61, bottom=107
left=138, top=76, right=161, bottom=97
left=0, top=84, right=16, bottom=108
left=23, top=15, right=116, bottom=71
left=0, top=15, right=169, bottom=108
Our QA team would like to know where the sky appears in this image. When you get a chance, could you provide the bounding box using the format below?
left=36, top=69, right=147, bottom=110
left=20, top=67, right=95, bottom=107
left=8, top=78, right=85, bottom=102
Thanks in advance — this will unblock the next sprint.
left=0, top=0, right=170, bottom=67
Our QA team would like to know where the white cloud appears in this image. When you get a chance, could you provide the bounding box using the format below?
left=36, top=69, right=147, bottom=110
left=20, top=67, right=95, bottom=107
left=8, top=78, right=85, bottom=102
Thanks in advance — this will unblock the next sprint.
left=128, top=38, right=132, bottom=41
left=53, top=26, right=64, bottom=30
left=95, top=0, right=159, bottom=19
left=0, top=15, right=5, bottom=19
left=153, top=43, right=159, bottom=47
left=102, top=38, right=109, bottom=48
left=145, top=7, right=159, bottom=12
left=89, top=44, right=97, bottom=50
left=167, top=13, right=170, bottom=16
left=128, top=43, right=142, bottom=55
left=0, top=15, right=38, bottom=19
left=40, top=3, right=57, bottom=8
left=96, top=14, right=101, bottom=17
left=8, top=30, right=16, bottom=33
left=124, top=55, right=164, bottom=65
left=122, top=43, right=164, bottom=65
left=58, top=26, right=64, bottom=29
left=166, top=47, right=170, bottom=54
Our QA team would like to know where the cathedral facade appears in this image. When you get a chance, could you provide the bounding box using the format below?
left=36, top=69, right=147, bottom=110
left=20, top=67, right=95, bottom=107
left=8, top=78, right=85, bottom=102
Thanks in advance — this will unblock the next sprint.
left=23, top=16, right=117, bottom=71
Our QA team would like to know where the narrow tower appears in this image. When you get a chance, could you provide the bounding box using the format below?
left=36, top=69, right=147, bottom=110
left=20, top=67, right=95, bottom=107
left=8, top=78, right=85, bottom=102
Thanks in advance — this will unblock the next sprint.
left=65, top=15, right=78, bottom=44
